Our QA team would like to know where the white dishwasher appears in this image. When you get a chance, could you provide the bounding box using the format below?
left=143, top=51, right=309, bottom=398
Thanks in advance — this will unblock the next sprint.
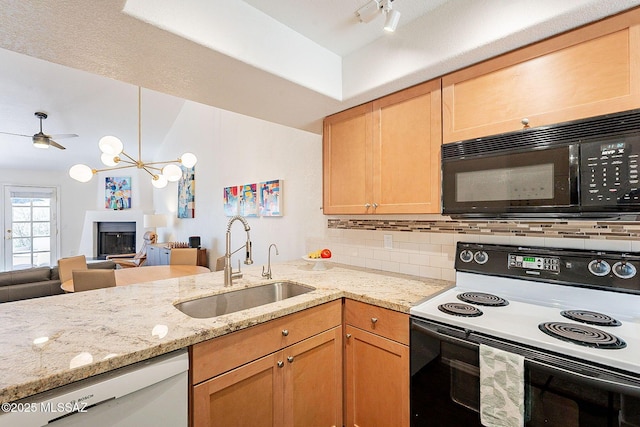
left=0, top=349, right=188, bottom=427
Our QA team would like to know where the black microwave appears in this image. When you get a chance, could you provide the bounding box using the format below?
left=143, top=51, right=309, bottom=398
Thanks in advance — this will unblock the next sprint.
left=442, top=109, right=640, bottom=218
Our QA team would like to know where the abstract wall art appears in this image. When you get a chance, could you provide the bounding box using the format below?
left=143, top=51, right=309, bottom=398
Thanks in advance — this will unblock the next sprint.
left=105, top=176, right=131, bottom=210
left=178, top=165, right=195, bottom=218
left=239, top=183, right=258, bottom=217
left=259, top=179, right=282, bottom=216
left=224, top=179, right=284, bottom=217
left=224, top=186, right=239, bottom=216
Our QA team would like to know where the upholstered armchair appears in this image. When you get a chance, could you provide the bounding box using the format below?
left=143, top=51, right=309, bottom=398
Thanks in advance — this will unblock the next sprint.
left=106, top=231, right=157, bottom=268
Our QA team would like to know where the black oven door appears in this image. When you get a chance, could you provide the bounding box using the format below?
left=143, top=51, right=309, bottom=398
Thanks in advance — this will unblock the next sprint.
left=410, top=318, right=640, bottom=427
left=441, top=144, right=579, bottom=217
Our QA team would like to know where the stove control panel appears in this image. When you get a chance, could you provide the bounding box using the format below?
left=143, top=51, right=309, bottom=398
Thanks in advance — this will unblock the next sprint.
left=456, top=242, right=640, bottom=295
left=508, top=254, right=560, bottom=272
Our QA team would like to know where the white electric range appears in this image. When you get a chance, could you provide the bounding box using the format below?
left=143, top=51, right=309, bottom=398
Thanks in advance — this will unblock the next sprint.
left=409, top=242, right=640, bottom=427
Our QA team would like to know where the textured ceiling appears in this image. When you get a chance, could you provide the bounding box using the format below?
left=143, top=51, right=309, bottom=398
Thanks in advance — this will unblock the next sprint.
left=0, top=0, right=639, bottom=171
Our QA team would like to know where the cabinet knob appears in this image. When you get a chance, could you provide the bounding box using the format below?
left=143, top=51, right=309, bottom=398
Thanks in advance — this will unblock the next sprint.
left=346, top=333, right=352, bottom=339
left=521, top=118, right=530, bottom=127
left=287, top=356, right=294, bottom=363
left=371, top=317, right=378, bottom=324
left=373, top=203, right=378, bottom=209
left=277, top=361, right=284, bottom=368
left=364, top=203, right=371, bottom=209
left=282, top=329, right=289, bottom=337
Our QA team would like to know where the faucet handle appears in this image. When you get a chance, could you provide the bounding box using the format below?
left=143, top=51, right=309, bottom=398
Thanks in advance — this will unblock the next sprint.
left=261, top=265, right=271, bottom=279
left=231, top=259, right=243, bottom=280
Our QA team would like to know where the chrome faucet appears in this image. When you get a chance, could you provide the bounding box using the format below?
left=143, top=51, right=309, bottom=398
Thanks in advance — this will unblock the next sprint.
left=262, top=243, right=279, bottom=280
left=224, top=215, right=253, bottom=287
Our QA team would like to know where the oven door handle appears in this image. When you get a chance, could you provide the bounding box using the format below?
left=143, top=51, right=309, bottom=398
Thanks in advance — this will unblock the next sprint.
left=526, top=358, right=640, bottom=397
left=411, top=319, right=478, bottom=349
left=411, top=320, right=640, bottom=397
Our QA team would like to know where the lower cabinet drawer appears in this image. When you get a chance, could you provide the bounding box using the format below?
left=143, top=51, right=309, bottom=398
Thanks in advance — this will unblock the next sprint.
left=191, top=300, right=342, bottom=384
left=344, top=299, right=409, bottom=345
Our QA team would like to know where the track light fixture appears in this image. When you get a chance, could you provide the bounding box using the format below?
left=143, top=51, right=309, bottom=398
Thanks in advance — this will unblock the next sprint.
left=355, top=0, right=381, bottom=23
left=355, top=0, right=400, bottom=32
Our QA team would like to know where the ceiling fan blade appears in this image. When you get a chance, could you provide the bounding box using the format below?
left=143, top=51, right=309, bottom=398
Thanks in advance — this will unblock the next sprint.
left=48, top=133, right=78, bottom=139
left=0, top=131, right=32, bottom=138
left=48, top=139, right=66, bottom=150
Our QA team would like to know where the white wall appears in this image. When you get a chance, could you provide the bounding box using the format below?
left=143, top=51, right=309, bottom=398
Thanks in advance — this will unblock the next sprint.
left=0, top=167, right=156, bottom=269
left=0, top=102, right=324, bottom=271
left=152, top=101, right=325, bottom=267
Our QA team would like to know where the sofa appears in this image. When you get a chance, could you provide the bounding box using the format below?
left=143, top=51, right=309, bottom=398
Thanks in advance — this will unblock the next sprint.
left=0, top=260, right=117, bottom=303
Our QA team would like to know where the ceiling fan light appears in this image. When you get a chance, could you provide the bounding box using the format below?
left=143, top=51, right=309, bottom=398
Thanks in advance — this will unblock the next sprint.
left=69, top=164, right=94, bottom=183
left=98, top=135, right=124, bottom=155
left=152, top=174, right=168, bottom=189
left=100, top=153, right=120, bottom=167
left=32, top=135, right=49, bottom=149
left=162, top=164, right=182, bottom=182
left=180, top=152, right=197, bottom=168
left=384, top=9, right=401, bottom=32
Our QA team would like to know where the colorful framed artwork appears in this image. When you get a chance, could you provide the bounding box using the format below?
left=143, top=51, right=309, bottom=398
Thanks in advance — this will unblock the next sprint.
left=224, top=186, right=239, bottom=216
left=177, top=166, right=195, bottom=218
left=259, top=179, right=282, bottom=216
left=239, top=183, right=258, bottom=217
left=105, top=176, right=131, bottom=210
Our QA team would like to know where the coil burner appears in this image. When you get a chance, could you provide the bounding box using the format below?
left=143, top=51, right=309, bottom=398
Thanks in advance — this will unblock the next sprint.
left=538, top=322, right=626, bottom=349
left=457, top=292, right=509, bottom=307
left=437, top=302, right=483, bottom=317
left=561, top=310, right=621, bottom=327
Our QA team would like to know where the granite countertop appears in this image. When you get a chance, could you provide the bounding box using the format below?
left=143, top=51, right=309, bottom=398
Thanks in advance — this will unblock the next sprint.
left=0, top=259, right=452, bottom=404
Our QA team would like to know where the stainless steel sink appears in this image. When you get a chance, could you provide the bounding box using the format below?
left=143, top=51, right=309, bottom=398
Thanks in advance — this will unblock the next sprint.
left=174, top=281, right=315, bottom=318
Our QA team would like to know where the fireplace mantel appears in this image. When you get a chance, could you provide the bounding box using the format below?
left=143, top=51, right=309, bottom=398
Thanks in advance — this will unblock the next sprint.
left=78, top=210, right=147, bottom=257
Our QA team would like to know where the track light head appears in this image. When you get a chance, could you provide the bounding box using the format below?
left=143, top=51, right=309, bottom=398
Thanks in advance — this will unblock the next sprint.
left=384, top=8, right=401, bottom=32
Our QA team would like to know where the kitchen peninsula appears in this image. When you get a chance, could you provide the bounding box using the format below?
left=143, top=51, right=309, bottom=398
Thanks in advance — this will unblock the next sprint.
left=0, top=260, right=451, bottom=405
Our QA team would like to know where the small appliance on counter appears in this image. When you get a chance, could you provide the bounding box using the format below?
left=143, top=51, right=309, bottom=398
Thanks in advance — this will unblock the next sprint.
left=189, top=236, right=201, bottom=249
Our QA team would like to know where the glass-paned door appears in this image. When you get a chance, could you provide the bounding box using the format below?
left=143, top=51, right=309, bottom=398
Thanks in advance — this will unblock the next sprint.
left=3, top=186, right=59, bottom=270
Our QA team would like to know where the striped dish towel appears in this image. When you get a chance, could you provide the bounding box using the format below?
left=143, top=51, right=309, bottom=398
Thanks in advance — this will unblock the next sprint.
left=479, top=344, right=525, bottom=427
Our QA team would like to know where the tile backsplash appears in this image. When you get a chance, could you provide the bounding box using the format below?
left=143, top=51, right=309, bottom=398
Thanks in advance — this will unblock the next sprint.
left=306, top=218, right=640, bottom=282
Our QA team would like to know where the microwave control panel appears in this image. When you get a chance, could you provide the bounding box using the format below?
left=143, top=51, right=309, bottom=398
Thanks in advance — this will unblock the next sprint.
left=580, top=137, right=640, bottom=206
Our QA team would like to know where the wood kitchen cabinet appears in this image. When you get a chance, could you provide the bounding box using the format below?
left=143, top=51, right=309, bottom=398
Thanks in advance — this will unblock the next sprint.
left=191, top=301, right=342, bottom=427
left=344, top=299, right=410, bottom=427
left=442, top=7, right=640, bottom=143
left=323, top=79, right=442, bottom=214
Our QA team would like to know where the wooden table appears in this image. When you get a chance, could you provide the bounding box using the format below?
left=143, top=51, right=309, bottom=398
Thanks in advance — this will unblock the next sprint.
left=61, top=265, right=211, bottom=292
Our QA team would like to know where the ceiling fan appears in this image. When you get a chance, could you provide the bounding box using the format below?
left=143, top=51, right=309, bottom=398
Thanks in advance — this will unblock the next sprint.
left=0, top=111, right=78, bottom=150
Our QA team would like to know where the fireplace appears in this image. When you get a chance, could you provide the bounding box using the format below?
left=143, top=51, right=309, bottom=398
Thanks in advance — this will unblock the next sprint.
left=96, top=222, right=136, bottom=259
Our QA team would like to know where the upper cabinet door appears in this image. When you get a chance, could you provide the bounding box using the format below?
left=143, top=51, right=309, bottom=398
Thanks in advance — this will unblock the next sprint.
left=442, top=8, right=640, bottom=143
left=323, top=103, right=373, bottom=214
left=372, top=80, right=442, bottom=214
left=323, top=80, right=442, bottom=215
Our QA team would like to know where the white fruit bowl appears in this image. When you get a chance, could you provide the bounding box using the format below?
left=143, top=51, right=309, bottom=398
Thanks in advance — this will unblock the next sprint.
left=301, top=256, right=329, bottom=271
